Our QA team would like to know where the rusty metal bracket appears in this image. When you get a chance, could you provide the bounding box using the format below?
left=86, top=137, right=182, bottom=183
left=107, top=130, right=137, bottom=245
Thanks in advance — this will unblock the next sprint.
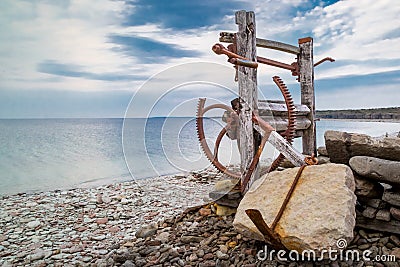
left=212, top=43, right=259, bottom=68
left=314, top=57, right=335, bottom=67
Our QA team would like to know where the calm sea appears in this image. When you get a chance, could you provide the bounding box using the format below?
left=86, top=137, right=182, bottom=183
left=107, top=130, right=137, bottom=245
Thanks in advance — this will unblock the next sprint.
left=0, top=118, right=399, bottom=196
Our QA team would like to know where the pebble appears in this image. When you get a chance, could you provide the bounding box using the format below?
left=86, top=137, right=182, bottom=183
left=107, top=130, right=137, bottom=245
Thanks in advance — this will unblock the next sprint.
left=26, top=220, right=41, bottom=229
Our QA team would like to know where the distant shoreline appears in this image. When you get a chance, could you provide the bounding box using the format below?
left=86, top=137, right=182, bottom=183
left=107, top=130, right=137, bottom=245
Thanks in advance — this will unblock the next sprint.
left=318, top=118, right=400, bottom=123
left=316, top=106, right=400, bottom=121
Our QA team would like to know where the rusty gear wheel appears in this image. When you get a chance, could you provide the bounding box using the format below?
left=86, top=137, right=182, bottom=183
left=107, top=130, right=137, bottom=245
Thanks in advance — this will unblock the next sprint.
left=196, top=76, right=296, bottom=179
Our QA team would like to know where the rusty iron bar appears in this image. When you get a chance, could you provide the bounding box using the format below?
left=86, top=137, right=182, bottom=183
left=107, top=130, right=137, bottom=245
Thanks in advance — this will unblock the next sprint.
left=270, top=164, right=306, bottom=230
left=256, top=56, right=297, bottom=72
left=213, top=43, right=299, bottom=75
left=314, top=57, right=335, bottom=67
left=270, top=155, right=318, bottom=231
left=245, top=209, right=285, bottom=249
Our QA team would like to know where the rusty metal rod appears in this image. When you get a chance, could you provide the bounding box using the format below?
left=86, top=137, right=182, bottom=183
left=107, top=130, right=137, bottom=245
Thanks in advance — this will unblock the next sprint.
left=241, top=134, right=268, bottom=193
left=256, top=56, right=296, bottom=71
left=314, top=57, right=335, bottom=67
left=271, top=164, right=307, bottom=230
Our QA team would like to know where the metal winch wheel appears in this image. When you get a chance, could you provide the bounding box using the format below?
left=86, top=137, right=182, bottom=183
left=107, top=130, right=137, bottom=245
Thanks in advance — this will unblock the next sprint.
left=196, top=76, right=297, bottom=180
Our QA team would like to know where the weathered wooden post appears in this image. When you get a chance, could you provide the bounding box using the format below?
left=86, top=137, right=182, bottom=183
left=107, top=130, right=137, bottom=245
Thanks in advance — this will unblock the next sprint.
left=235, top=10, right=259, bottom=192
left=298, top=37, right=316, bottom=156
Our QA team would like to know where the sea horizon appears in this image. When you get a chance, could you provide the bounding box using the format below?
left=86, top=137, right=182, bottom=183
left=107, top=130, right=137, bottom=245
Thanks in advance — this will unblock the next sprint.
left=1, top=118, right=399, bottom=197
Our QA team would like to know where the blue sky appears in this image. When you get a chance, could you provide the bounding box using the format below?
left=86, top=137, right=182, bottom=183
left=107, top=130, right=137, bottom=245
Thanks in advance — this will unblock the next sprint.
left=0, top=0, right=399, bottom=118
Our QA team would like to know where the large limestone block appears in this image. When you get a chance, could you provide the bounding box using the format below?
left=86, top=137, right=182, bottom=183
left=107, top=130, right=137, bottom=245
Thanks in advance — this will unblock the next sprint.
left=324, top=131, right=400, bottom=164
left=233, top=163, right=356, bottom=253
left=349, top=156, right=400, bottom=186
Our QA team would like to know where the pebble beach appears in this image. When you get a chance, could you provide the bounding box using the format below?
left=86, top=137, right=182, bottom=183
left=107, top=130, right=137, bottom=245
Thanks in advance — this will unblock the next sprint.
left=0, top=170, right=221, bottom=267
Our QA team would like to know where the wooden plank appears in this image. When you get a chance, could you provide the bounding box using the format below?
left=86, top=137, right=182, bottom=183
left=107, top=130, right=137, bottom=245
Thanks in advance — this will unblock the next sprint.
left=219, top=31, right=299, bottom=55
left=298, top=37, right=316, bottom=156
left=236, top=10, right=258, bottom=193
left=258, top=100, right=310, bottom=116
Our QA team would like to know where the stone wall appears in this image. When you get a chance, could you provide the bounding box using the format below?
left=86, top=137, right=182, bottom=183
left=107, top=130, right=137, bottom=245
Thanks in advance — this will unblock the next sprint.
left=324, top=131, right=400, bottom=235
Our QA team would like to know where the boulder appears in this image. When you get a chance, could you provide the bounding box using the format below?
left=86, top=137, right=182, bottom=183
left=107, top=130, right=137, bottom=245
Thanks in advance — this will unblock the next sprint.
left=354, top=175, right=384, bottom=198
left=324, top=131, right=400, bottom=164
left=349, top=156, right=400, bottom=186
left=233, top=163, right=356, bottom=254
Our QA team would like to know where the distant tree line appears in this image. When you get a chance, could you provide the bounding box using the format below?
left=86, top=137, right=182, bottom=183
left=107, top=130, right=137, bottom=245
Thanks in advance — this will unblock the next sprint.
left=316, top=107, right=400, bottom=120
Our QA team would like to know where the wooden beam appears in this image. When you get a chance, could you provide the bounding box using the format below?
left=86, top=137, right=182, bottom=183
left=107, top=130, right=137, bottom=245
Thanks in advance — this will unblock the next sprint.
left=235, top=11, right=258, bottom=193
left=220, top=32, right=299, bottom=55
left=260, top=117, right=311, bottom=132
left=258, top=100, right=310, bottom=117
left=298, top=37, right=316, bottom=156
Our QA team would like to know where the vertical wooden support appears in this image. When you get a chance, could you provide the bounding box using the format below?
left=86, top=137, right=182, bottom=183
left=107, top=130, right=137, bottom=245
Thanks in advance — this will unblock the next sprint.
left=235, top=10, right=258, bottom=192
left=298, top=37, right=316, bottom=156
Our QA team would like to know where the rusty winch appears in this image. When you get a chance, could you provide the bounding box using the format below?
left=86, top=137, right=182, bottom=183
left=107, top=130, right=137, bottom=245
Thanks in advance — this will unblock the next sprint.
left=196, top=41, right=328, bottom=192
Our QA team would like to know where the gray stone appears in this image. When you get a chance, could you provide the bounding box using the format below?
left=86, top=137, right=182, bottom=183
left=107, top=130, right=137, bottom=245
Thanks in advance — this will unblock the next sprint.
left=27, top=249, right=45, bottom=261
left=216, top=250, right=229, bottom=260
left=234, top=164, right=356, bottom=255
left=390, top=207, right=400, bottom=221
left=350, top=156, right=400, bottom=186
left=324, top=131, right=400, bottom=164
left=356, top=215, right=400, bottom=235
left=91, top=235, right=106, bottom=241
left=317, top=146, right=329, bottom=157
left=181, top=235, right=202, bottom=243
left=280, top=158, right=295, bottom=168
left=26, top=220, right=41, bottom=229
left=317, top=156, right=330, bottom=165
left=361, top=198, right=386, bottom=209
left=354, top=175, right=384, bottom=198
left=362, top=207, right=377, bottom=219
left=376, top=209, right=391, bottom=222
left=122, top=260, right=135, bottom=267
left=382, top=190, right=400, bottom=207
left=155, top=232, right=170, bottom=243
left=135, top=223, right=158, bottom=239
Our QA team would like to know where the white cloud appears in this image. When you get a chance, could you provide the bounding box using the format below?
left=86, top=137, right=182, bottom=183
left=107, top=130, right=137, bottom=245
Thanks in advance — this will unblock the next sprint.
left=293, top=0, right=400, bottom=78
left=0, top=0, right=142, bottom=91
left=0, top=0, right=399, bottom=112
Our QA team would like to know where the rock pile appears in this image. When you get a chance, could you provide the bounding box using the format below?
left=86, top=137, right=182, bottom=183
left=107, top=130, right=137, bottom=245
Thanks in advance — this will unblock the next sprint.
left=324, top=131, right=400, bottom=235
